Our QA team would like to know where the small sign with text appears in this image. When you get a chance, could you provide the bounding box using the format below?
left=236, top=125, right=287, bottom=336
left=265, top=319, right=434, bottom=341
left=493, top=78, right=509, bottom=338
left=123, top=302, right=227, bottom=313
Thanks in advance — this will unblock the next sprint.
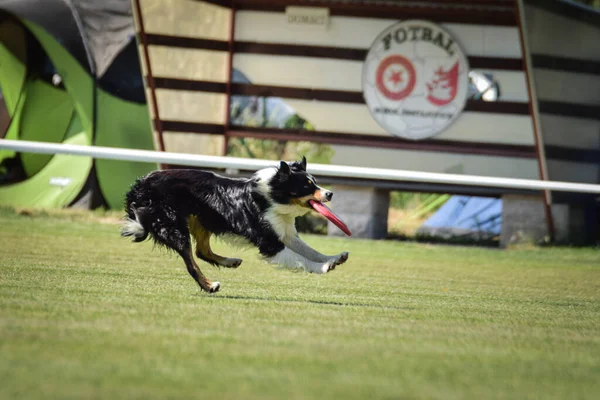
left=285, top=6, right=329, bottom=30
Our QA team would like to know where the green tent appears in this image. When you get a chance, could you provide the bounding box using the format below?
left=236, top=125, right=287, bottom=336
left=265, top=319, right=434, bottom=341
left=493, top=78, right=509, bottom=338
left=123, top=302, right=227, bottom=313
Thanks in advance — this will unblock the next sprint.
left=0, top=0, right=155, bottom=210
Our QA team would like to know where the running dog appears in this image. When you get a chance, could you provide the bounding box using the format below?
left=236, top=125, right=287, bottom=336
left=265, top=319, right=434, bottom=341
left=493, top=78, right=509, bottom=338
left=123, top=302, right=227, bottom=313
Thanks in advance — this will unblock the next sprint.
left=121, top=157, right=350, bottom=293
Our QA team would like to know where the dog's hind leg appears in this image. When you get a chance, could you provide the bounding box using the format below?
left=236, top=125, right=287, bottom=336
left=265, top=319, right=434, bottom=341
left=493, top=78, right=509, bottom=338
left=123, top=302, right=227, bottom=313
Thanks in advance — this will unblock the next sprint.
left=179, top=247, right=221, bottom=293
left=188, top=216, right=242, bottom=268
left=152, top=216, right=220, bottom=293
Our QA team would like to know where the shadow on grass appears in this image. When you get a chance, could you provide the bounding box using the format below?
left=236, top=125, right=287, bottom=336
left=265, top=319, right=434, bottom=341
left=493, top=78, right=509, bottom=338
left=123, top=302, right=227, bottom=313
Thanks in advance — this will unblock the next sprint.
left=199, top=293, right=411, bottom=310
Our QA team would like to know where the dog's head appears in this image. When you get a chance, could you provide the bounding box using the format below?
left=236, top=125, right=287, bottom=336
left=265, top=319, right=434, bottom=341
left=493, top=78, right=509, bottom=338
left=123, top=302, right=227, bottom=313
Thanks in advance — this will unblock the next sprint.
left=254, top=156, right=332, bottom=215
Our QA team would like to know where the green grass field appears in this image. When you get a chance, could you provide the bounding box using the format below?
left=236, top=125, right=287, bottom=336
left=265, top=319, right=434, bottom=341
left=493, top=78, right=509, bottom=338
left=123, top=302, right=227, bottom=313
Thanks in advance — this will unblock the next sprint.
left=1, top=208, right=599, bottom=400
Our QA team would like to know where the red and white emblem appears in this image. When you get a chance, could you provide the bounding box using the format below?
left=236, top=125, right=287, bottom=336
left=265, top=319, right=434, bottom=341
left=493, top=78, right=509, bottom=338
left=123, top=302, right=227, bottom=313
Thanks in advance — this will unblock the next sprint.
left=426, top=62, right=459, bottom=106
left=375, top=55, right=416, bottom=101
left=362, top=20, right=469, bottom=140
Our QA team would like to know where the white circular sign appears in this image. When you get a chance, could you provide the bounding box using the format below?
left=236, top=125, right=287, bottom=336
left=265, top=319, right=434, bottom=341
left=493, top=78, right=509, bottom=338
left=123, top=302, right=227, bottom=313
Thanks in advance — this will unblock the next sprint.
left=362, top=20, right=469, bottom=140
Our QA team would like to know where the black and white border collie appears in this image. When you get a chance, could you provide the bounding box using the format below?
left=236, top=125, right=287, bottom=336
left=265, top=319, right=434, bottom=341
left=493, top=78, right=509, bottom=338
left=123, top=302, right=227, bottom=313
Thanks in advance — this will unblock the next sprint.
left=121, top=157, right=349, bottom=293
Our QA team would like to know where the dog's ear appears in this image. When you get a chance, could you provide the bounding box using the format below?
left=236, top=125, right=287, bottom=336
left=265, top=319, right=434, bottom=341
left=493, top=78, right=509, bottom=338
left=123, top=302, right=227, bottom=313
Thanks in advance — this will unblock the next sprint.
left=278, top=161, right=291, bottom=177
left=288, top=156, right=306, bottom=172
left=299, top=156, right=307, bottom=171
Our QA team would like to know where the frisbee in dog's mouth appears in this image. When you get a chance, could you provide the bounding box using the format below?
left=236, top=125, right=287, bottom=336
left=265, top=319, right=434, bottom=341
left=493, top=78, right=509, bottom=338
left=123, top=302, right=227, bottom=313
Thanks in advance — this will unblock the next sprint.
left=308, top=200, right=352, bottom=236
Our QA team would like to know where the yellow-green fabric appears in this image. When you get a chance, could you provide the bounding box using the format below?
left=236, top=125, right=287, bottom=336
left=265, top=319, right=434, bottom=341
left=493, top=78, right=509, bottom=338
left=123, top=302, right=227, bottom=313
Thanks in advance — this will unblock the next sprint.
left=94, top=89, right=155, bottom=209
left=0, top=20, right=26, bottom=114
left=0, top=20, right=93, bottom=208
left=0, top=126, right=92, bottom=208
left=19, top=80, right=74, bottom=176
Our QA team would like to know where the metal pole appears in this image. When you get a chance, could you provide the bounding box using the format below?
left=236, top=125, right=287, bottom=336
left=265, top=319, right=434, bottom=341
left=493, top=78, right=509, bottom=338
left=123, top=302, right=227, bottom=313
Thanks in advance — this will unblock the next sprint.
left=2, top=139, right=600, bottom=195
left=132, top=0, right=166, bottom=163
left=514, top=0, right=555, bottom=240
left=223, top=1, right=236, bottom=156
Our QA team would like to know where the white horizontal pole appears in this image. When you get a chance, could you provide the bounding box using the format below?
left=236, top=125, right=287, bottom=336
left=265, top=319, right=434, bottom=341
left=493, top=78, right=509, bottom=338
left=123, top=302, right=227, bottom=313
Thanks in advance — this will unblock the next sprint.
left=2, top=139, right=600, bottom=195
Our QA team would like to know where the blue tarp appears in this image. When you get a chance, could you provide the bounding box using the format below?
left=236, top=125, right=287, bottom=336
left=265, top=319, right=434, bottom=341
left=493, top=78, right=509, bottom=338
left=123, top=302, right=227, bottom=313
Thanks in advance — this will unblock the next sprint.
left=418, top=196, right=502, bottom=240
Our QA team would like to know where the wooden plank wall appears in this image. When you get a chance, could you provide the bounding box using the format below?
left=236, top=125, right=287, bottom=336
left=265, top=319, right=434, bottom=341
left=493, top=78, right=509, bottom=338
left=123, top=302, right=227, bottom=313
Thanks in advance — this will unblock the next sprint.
left=133, top=0, right=549, bottom=182
left=524, top=0, right=600, bottom=193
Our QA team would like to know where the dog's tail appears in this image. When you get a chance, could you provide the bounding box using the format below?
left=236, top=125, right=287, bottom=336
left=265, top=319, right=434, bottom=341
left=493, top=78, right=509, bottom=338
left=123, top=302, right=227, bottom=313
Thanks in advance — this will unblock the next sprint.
left=121, top=202, right=149, bottom=242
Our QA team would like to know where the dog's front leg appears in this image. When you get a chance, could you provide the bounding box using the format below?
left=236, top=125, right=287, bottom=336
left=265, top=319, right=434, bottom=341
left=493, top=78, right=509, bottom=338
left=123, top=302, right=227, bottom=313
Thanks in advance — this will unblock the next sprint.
left=267, top=247, right=339, bottom=274
left=284, top=235, right=349, bottom=267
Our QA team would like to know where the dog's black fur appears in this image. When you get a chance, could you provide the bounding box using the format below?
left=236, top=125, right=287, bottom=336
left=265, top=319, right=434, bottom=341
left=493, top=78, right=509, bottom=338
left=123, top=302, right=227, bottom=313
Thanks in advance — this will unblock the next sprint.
left=122, top=158, right=342, bottom=293
left=124, top=168, right=283, bottom=256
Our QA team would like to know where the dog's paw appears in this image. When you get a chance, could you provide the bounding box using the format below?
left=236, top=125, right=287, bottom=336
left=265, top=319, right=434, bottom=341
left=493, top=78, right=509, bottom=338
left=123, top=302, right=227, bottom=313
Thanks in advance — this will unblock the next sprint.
left=320, top=259, right=338, bottom=273
left=204, top=281, right=221, bottom=293
left=333, top=252, right=349, bottom=266
left=324, top=252, right=349, bottom=269
left=221, top=258, right=243, bottom=268
left=317, top=252, right=349, bottom=273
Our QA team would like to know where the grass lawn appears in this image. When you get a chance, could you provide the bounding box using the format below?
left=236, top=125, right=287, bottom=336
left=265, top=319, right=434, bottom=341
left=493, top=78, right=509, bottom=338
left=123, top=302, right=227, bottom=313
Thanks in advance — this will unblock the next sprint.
left=0, top=207, right=599, bottom=399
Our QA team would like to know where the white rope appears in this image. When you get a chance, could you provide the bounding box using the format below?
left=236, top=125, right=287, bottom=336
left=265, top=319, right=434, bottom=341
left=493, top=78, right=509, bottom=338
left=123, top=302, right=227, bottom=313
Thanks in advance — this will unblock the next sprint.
left=2, top=139, right=600, bottom=194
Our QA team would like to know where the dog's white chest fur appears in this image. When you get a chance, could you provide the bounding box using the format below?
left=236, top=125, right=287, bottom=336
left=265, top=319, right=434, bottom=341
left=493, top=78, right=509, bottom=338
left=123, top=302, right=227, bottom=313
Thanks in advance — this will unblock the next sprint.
left=254, top=166, right=310, bottom=241
left=264, top=206, right=308, bottom=241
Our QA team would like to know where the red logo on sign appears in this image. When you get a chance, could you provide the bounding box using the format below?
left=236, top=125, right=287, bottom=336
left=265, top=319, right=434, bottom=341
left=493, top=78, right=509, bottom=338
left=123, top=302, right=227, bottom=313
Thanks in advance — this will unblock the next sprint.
left=375, top=55, right=416, bottom=101
left=426, top=61, right=460, bottom=106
